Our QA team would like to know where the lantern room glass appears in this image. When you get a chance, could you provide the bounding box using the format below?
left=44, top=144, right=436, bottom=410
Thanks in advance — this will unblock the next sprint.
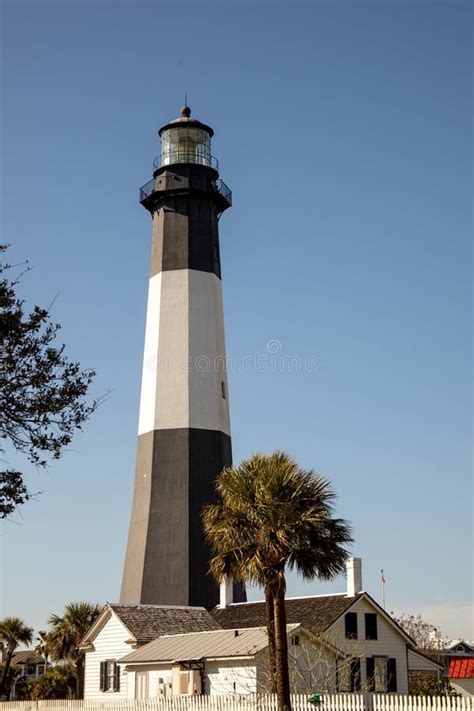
left=161, top=127, right=212, bottom=167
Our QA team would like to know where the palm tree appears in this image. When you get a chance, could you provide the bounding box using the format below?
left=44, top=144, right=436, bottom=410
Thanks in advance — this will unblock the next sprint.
left=34, top=630, right=52, bottom=671
left=202, top=451, right=353, bottom=711
left=48, top=602, right=101, bottom=698
left=0, top=617, right=34, bottom=698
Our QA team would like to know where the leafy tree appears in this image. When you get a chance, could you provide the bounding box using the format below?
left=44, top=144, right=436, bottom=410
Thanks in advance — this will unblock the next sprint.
left=203, top=451, right=353, bottom=711
left=28, top=664, right=76, bottom=700
left=0, top=617, right=34, bottom=698
left=48, top=602, right=101, bottom=698
left=391, top=612, right=441, bottom=650
left=0, top=244, right=100, bottom=518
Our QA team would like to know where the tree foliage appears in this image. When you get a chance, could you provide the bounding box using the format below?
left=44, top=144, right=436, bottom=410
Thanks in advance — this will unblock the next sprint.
left=48, top=602, right=102, bottom=699
left=28, top=664, right=76, bottom=700
left=0, top=617, right=34, bottom=698
left=203, top=451, right=353, bottom=711
left=0, top=244, right=99, bottom=517
left=391, top=612, right=440, bottom=649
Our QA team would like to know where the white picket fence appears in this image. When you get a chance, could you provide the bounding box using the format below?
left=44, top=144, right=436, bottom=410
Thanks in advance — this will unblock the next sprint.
left=0, top=695, right=472, bottom=711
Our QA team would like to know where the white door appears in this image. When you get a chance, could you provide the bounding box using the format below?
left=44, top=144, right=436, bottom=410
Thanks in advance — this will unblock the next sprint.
left=135, top=671, right=149, bottom=699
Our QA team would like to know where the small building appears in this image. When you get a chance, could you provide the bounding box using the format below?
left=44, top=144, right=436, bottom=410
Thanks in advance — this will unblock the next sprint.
left=9, top=651, right=45, bottom=699
left=118, top=624, right=346, bottom=697
left=81, top=603, right=221, bottom=699
left=212, top=559, right=441, bottom=694
left=448, top=657, right=474, bottom=697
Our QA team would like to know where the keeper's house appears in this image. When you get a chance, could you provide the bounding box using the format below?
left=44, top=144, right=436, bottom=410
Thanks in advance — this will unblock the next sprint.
left=81, top=559, right=441, bottom=698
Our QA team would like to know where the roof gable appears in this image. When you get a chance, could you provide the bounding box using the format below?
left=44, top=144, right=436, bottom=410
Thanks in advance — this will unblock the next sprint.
left=81, top=603, right=221, bottom=648
left=344, top=593, right=416, bottom=646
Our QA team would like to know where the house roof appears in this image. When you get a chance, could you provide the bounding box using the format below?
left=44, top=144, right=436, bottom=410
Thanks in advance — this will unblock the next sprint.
left=119, top=624, right=301, bottom=664
left=82, top=603, right=221, bottom=646
left=448, top=657, right=474, bottom=679
left=211, top=593, right=362, bottom=635
left=11, top=651, right=44, bottom=666
left=212, top=592, right=417, bottom=647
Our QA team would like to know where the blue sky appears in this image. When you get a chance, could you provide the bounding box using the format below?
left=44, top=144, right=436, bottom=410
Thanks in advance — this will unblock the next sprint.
left=1, top=1, right=472, bottom=639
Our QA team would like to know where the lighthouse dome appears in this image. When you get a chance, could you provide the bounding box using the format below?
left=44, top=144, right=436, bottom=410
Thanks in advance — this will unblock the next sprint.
left=158, top=105, right=214, bottom=168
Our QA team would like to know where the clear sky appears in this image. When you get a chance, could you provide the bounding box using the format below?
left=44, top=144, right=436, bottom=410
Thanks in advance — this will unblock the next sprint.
left=1, top=0, right=472, bottom=640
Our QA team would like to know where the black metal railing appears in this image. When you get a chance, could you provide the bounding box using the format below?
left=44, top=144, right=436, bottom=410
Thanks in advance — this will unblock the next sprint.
left=138, top=175, right=232, bottom=208
left=216, top=178, right=232, bottom=207
left=153, top=151, right=219, bottom=171
left=139, top=178, right=155, bottom=203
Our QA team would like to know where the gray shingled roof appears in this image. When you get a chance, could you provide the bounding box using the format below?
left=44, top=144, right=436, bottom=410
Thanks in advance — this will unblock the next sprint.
left=211, top=594, right=361, bottom=635
left=110, top=604, right=221, bottom=643
left=119, top=625, right=300, bottom=664
left=11, top=651, right=44, bottom=666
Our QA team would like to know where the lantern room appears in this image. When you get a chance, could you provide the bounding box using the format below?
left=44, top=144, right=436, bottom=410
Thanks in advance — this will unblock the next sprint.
left=157, top=105, right=216, bottom=169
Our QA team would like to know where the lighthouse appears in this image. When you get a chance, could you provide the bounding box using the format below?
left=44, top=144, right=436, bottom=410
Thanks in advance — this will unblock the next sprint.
left=120, top=106, right=245, bottom=609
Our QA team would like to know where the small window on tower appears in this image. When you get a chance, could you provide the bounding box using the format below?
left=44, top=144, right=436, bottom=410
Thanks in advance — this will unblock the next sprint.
left=291, top=635, right=300, bottom=646
left=221, top=381, right=226, bottom=399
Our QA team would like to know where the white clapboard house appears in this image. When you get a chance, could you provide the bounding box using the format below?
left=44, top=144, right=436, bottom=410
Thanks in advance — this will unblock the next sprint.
left=82, top=559, right=441, bottom=699
left=211, top=559, right=441, bottom=695
left=80, top=604, right=221, bottom=699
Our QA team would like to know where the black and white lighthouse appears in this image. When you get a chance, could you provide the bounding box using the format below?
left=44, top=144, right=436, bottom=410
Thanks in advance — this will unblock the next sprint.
left=120, top=106, right=245, bottom=610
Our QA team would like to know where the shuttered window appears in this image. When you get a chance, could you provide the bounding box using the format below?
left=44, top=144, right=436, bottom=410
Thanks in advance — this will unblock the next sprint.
left=366, top=657, right=397, bottom=692
left=365, top=613, right=378, bottom=640
left=345, top=612, right=358, bottom=639
left=99, top=661, right=120, bottom=692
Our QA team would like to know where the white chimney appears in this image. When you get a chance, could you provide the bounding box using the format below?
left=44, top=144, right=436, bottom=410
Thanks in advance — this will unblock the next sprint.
left=220, top=577, right=233, bottom=608
left=346, top=557, right=363, bottom=597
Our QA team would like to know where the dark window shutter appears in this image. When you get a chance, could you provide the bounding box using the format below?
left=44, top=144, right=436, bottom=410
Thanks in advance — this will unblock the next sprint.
left=365, top=613, right=378, bottom=640
left=345, top=612, right=358, bottom=639
left=99, top=662, right=106, bottom=692
left=366, top=657, right=375, bottom=691
left=113, top=663, right=120, bottom=692
left=350, top=659, right=361, bottom=691
left=387, top=658, right=397, bottom=692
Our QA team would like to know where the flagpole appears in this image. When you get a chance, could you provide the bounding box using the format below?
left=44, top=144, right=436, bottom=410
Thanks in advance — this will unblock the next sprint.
left=380, top=569, right=386, bottom=609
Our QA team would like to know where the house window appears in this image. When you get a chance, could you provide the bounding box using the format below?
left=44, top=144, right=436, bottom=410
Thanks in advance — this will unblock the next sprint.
left=366, top=657, right=397, bottom=692
left=365, top=613, right=378, bottom=640
left=345, top=612, right=358, bottom=639
left=373, top=656, right=388, bottom=692
left=350, top=659, right=361, bottom=691
left=100, top=661, right=120, bottom=692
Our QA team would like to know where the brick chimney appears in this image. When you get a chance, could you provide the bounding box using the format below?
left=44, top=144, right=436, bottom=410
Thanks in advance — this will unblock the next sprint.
left=347, top=557, right=363, bottom=596
left=220, top=577, right=233, bottom=608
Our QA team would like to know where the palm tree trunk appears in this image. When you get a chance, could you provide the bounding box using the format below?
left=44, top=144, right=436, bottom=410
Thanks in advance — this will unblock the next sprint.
left=273, top=574, right=291, bottom=711
left=0, top=651, right=13, bottom=699
left=264, top=583, right=277, bottom=693
left=76, top=655, right=85, bottom=699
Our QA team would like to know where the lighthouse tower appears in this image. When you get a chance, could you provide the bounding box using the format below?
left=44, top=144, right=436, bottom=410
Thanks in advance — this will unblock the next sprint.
left=120, top=106, right=245, bottom=610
